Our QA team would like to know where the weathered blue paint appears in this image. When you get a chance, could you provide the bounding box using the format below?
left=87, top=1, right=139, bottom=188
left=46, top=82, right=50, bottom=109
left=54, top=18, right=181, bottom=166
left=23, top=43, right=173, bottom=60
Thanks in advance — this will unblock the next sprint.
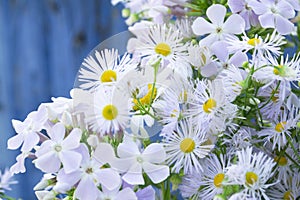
left=0, top=1, right=126, bottom=199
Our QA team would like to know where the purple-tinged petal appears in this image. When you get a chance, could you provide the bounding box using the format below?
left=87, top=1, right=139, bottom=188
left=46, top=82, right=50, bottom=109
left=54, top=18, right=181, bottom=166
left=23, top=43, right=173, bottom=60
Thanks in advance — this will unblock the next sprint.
left=248, top=0, right=267, bottom=15
left=142, top=143, right=166, bottom=164
left=59, top=150, right=82, bottom=173
left=277, top=0, right=295, bottom=18
left=259, top=13, right=275, bottom=29
left=228, top=0, right=244, bottom=13
left=199, top=33, right=219, bottom=47
left=20, top=132, right=39, bottom=152
left=75, top=177, right=98, bottom=200
left=57, top=169, right=81, bottom=187
left=122, top=163, right=144, bottom=185
left=11, top=119, right=25, bottom=134
left=136, top=185, right=156, bottom=200
left=61, top=128, right=82, bottom=150
left=229, top=51, right=248, bottom=67
left=143, top=162, right=169, bottom=184
left=7, top=134, right=23, bottom=150
left=35, top=152, right=60, bottom=173
left=211, top=41, right=229, bottom=62
left=115, top=188, right=137, bottom=200
left=275, top=15, right=295, bottom=35
left=207, top=4, right=226, bottom=25
left=93, top=143, right=116, bottom=165
left=223, top=14, right=245, bottom=34
left=192, top=17, right=214, bottom=36
left=117, top=141, right=140, bottom=158
left=97, top=168, right=121, bottom=191
left=48, top=123, right=65, bottom=142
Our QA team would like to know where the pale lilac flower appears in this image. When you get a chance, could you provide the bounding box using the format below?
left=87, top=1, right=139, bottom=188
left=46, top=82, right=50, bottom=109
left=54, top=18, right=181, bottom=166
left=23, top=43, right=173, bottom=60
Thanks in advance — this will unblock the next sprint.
left=228, top=0, right=259, bottom=30
left=55, top=144, right=121, bottom=200
left=34, top=123, right=82, bottom=173
left=286, top=0, right=300, bottom=11
left=135, top=185, right=156, bottom=200
left=192, top=4, right=245, bottom=46
left=94, top=140, right=170, bottom=185
left=7, top=105, right=47, bottom=152
left=0, top=169, right=17, bottom=193
left=249, top=0, right=296, bottom=35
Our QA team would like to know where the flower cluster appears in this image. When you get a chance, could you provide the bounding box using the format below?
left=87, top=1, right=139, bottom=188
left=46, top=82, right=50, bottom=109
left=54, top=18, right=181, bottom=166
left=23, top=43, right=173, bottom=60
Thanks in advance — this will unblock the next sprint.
left=6, top=0, right=300, bottom=200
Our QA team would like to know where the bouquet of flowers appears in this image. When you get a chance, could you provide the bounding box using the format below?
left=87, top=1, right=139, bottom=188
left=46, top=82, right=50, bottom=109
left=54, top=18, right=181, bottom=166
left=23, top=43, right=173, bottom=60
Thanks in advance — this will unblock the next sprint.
left=5, top=0, right=300, bottom=199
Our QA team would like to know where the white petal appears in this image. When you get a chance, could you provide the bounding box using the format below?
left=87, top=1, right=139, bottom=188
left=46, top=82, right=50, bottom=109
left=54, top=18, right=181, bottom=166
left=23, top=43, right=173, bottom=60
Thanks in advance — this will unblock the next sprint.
left=142, top=143, right=166, bottom=164
left=61, top=128, right=82, bottom=150
left=277, top=0, right=295, bottom=18
left=211, top=41, right=229, bottom=62
left=75, top=177, right=98, bottom=200
left=199, top=33, right=219, bottom=47
left=57, top=169, right=81, bottom=187
left=275, top=15, right=294, bottom=35
left=248, top=1, right=267, bottom=15
left=111, top=157, right=136, bottom=173
left=115, top=188, right=137, bottom=200
left=201, top=62, right=220, bottom=77
left=223, top=14, right=245, bottom=34
left=93, top=143, right=116, bottom=165
left=20, top=132, right=39, bottom=152
left=59, top=151, right=82, bottom=173
left=117, top=141, right=140, bottom=158
left=143, top=162, right=169, bottom=184
left=97, top=168, right=121, bottom=191
left=192, top=17, right=214, bottom=36
left=7, top=134, right=23, bottom=150
left=48, top=123, right=65, bottom=142
left=207, top=4, right=226, bottom=25
left=35, top=152, right=60, bottom=173
left=229, top=51, right=248, bottom=67
left=11, top=119, right=25, bottom=134
left=122, top=163, right=144, bottom=185
left=259, top=13, right=275, bottom=29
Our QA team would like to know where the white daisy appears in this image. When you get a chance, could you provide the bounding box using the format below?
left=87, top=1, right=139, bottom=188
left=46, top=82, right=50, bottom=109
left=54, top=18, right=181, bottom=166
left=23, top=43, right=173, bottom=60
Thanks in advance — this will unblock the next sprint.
left=78, top=48, right=136, bottom=91
left=162, top=119, right=214, bottom=174
left=253, top=54, right=300, bottom=89
left=258, top=81, right=290, bottom=120
left=127, top=24, right=189, bottom=68
left=188, top=79, right=238, bottom=134
left=258, top=106, right=300, bottom=150
left=84, top=86, right=130, bottom=135
left=267, top=172, right=300, bottom=200
left=198, top=154, right=230, bottom=200
left=226, top=31, right=286, bottom=58
left=226, top=147, right=277, bottom=200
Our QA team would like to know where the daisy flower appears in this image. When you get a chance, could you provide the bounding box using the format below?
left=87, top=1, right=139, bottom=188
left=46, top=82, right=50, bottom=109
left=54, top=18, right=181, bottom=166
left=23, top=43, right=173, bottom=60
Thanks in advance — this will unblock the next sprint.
left=258, top=106, right=300, bottom=150
left=226, top=147, right=277, bottom=200
left=197, top=154, right=230, bottom=200
left=267, top=172, right=300, bottom=200
left=258, top=81, right=290, bottom=120
left=179, top=172, right=202, bottom=199
left=78, top=48, right=136, bottom=91
left=127, top=24, right=189, bottom=68
left=191, top=4, right=245, bottom=46
left=84, top=86, right=130, bottom=135
left=188, top=79, right=238, bottom=134
left=226, top=31, right=286, bottom=58
left=162, top=119, right=214, bottom=174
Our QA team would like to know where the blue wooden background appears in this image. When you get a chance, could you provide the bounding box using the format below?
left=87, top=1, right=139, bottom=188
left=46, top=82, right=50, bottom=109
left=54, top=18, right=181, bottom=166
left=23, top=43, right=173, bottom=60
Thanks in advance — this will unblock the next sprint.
left=0, top=0, right=127, bottom=199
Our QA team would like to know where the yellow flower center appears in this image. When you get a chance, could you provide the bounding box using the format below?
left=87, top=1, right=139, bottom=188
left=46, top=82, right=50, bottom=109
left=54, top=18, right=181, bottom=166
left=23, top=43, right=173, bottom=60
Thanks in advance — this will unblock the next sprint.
left=155, top=42, right=171, bottom=56
left=275, top=121, right=287, bottom=132
left=273, top=65, right=285, bottom=76
left=245, top=171, right=258, bottom=185
left=203, top=98, right=217, bottom=113
left=102, top=104, right=118, bottom=120
left=247, top=38, right=261, bottom=46
left=100, top=70, right=117, bottom=83
left=133, top=84, right=157, bottom=110
left=213, top=173, right=225, bottom=188
left=180, top=138, right=195, bottom=153
left=283, top=190, right=294, bottom=200
left=274, top=156, right=288, bottom=166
